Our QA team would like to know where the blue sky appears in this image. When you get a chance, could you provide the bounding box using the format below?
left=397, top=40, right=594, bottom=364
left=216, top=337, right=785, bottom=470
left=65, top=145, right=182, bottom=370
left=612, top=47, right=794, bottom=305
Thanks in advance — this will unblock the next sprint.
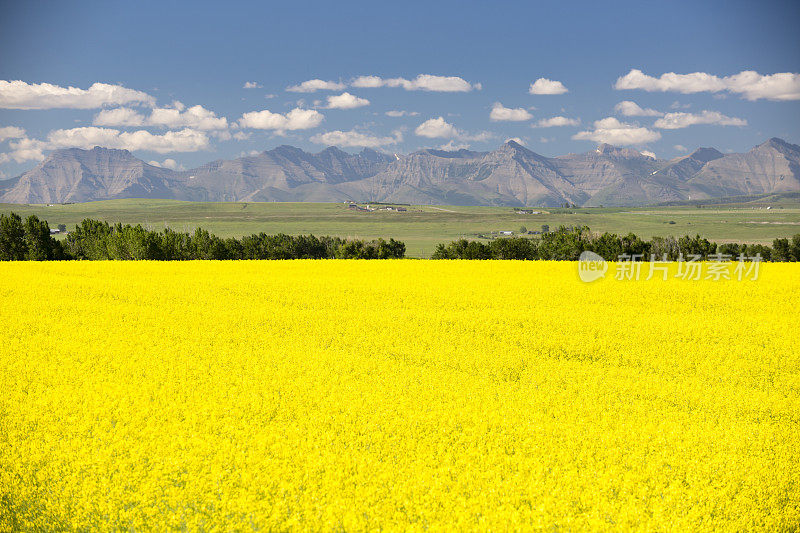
left=1, top=0, right=799, bottom=175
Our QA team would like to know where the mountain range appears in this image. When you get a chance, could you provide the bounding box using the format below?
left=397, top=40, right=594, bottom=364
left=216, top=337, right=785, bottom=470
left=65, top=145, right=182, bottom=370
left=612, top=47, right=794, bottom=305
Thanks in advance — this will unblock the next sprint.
left=1, top=138, right=798, bottom=206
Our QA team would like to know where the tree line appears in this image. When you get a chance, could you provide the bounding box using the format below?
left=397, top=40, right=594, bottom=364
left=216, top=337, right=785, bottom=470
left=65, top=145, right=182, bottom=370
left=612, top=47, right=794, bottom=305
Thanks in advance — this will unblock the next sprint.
left=3, top=213, right=799, bottom=262
left=0, top=213, right=405, bottom=261
left=431, top=226, right=800, bottom=261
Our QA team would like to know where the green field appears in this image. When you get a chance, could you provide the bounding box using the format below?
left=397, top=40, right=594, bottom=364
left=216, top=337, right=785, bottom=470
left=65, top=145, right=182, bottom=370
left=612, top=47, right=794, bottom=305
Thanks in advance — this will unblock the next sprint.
left=2, top=196, right=799, bottom=258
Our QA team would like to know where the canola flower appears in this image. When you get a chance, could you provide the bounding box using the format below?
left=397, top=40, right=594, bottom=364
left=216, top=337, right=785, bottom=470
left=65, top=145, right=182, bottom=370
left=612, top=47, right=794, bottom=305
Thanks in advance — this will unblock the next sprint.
left=1, top=260, right=798, bottom=531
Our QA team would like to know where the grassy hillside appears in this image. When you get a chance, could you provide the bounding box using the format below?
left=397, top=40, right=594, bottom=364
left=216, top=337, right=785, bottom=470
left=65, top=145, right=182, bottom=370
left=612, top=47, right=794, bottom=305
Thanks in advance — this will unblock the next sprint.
left=2, top=197, right=799, bottom=258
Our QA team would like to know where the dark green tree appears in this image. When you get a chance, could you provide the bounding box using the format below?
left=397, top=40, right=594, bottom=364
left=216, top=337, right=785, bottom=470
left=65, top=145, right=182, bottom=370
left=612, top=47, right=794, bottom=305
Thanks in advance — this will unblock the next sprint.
left=22, top=215, right=56, bottom=260
left=0, top=213, right=26, bottom=260
left=772, top=238, right=791, bottom=262
left=790, top=234, right=800, bottom=261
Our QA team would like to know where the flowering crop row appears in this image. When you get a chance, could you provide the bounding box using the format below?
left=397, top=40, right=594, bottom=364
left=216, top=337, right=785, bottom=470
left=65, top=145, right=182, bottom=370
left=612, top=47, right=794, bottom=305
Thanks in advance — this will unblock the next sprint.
left=1, top=261, right=798, bottom=530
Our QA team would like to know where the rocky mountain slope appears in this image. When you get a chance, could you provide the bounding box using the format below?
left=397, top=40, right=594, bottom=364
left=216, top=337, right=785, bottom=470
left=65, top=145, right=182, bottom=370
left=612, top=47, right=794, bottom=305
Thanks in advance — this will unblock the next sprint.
left=179, top=146, right=396, bottom=202
left=0, top=147, right=187, bottom=204
left=686, top=138, right=800, bottom=199
left=1, top=138, right=798, bottom=206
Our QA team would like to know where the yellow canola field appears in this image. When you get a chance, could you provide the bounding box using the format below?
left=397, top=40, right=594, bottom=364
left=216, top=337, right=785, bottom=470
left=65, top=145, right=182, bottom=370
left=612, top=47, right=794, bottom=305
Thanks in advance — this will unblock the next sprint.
left=1, top=261, right=798, bottom=531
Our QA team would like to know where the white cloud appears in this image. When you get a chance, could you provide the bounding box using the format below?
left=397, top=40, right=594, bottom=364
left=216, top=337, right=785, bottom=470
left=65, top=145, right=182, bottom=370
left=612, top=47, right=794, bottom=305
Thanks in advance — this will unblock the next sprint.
left=572, top=117, right=661, bottom=145
left=162, top=158, right=183, bottom=170
left=3, top=127, right=210, bottom=162
left=264, top=94, right=277, bottom=99
left=286, top=79, right=346, bottom=93
left=0, top=80, right=155, bottom=109
left=614, top=100, right=662, bottom=117
left=93, top=107, right=146, bottom=127
left=615, top=69, right=724, bottom=94
left=310, top=129, right=401, bottom=148
left=615, top=69, right=800, bottom=101
left=490, top=102, right=532, bottom=122
left=654, top=110, right=747, bottom=129
left=352, top=74, right=479, bottom=92
left=398, top=74, right=477, bottom=92
left=528, top=78, right=568, bottom=95
left=232, top=131, right=250, bottom=141
left=93, top=104, right=227, bottom=130
left=504, top=137, right=526, bottom=145
left=385, top=110, right=419, bottom=117
left=438, top=140, right=472, bottom=151
left=148, top=158, right=184, bottom=170
left=48, top=127, right=209, bottom=153
left=533, top=116, right=580, bottom=128
left=415, top=117, right=459, bottom=138
left=0, top=126, right=26, bottom=142
left=640, top=150, right=657, bottom=159
left=351, top=76, right=385, bottom=88
left=674, top=144, right=688, bottom=152
left=414, top=117, right=492, bottom=145
left=147, top=104, right=228, bottom=130
left=243, top=81, right=262, bottom=89
left=324, top=92, right=370, bottom=109
left=237, top=108, right=324, bottom=132
left=1, top=137, right=46, bottom=163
